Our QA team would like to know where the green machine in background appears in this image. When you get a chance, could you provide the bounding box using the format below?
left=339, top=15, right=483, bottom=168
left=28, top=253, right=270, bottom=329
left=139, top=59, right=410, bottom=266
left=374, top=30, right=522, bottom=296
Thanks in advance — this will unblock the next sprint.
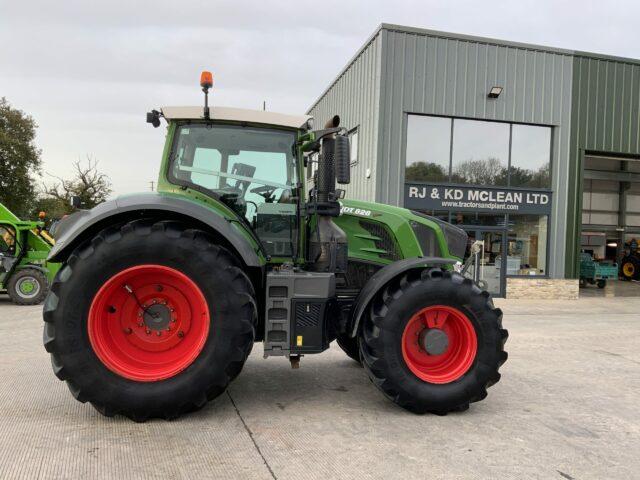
left=0, top=203, right=59, bottom=305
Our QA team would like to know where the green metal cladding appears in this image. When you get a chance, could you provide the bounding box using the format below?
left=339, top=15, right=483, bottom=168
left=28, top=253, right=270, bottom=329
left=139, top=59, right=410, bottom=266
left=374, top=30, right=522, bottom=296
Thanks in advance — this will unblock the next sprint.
left=566, top=55, right=640, bottom=277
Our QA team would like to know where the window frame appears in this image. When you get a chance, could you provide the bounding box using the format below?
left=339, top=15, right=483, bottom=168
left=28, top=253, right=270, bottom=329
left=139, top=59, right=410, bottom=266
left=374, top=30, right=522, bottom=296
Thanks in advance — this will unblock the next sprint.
left=404, top=113, right=554, bottom=191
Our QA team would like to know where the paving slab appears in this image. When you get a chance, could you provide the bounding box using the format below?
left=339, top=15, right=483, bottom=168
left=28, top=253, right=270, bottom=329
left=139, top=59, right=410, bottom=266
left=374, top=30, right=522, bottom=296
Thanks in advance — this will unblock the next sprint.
left=0, top=295, right=638, bottom=480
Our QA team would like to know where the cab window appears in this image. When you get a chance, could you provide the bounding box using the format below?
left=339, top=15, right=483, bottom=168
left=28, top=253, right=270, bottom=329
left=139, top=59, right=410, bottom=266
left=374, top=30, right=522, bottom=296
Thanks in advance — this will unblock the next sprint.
left=0, top=225, right=16, bottom=254
left=169, top=124, right=299, bottom=257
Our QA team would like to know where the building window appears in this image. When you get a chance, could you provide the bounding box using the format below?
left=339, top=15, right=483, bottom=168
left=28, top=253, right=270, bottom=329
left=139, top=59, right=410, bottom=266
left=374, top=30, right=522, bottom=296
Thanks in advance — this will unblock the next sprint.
left=451, top=119, right=509, bottom=186
left=406, top=115, right=451, bottom=182
left=510, top=124, right=551, bottom=188
left=405, top=114, right=553, bottom=188
left=507, top=214, right=548, bottom=276
left=349, top=128, right=359, bottom=166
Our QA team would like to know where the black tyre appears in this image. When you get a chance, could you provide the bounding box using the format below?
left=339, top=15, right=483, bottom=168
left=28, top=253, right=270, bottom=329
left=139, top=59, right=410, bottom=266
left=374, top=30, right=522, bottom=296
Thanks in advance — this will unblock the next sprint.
left=620, top=256, right=640, bottom=281
left=597, top=279, right=606, bottom=289
left=359, top=269, right=508, bottom=414
left=7, top=268, right=49, bottom=305
left=43, top=219, right=256, bottom=421
left=336, top=333, right=361, bottom=364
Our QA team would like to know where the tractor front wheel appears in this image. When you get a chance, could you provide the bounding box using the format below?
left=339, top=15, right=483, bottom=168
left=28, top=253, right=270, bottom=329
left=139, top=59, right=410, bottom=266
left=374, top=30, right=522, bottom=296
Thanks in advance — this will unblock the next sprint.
left=359, top=269, right=507, bottom=414
left=7, top=268, right=49, bottom=305
left=43, top=219, right=256, bottom=421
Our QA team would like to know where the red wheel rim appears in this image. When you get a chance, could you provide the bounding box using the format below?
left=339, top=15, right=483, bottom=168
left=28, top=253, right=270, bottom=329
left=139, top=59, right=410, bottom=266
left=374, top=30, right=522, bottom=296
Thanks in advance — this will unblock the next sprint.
left=401, top=305, right=477, bottom=384
left=88, top=265, right=210, bottom=382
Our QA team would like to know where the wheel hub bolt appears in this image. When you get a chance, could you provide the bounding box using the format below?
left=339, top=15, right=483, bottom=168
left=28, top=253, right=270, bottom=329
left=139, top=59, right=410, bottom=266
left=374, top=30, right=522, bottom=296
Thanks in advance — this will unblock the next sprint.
left=156, top=331, right=162, bottom=337
left=124, top=327, right=132, bottom=334
left=177, top=331, right=184, bottom=338
left=146, top=328, right=151, bottom=335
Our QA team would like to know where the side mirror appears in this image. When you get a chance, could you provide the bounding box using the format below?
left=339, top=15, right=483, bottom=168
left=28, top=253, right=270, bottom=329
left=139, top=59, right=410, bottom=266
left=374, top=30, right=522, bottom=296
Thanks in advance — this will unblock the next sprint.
left=146, top=110, right=161, bottom=128
left=70, top=196, right=81, bottom=209
left=334, top=134, right=351, bottom=185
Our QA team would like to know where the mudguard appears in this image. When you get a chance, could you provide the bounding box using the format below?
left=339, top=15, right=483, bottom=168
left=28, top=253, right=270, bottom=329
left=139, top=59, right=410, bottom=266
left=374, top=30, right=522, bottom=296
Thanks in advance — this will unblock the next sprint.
left=348, top=256, right=457, bottom=337
left=48, top=193, right=262, bottom=267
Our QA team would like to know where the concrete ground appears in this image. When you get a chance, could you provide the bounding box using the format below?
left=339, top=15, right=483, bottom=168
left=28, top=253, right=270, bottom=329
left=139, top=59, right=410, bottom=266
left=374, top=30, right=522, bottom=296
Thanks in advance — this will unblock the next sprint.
left=0, top=295, right=638, bottom=480
left=579, top=278, right=640, bottom=297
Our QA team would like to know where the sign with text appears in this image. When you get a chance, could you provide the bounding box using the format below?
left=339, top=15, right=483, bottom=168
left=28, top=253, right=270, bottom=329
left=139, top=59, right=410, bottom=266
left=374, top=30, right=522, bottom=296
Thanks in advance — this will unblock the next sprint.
left=404, top=183, right=552, bottom=215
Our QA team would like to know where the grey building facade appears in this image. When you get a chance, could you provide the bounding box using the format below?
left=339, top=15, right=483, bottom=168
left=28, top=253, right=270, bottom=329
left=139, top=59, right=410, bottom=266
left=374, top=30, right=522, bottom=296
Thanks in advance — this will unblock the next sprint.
left=308, top=24, right=640, bottom=297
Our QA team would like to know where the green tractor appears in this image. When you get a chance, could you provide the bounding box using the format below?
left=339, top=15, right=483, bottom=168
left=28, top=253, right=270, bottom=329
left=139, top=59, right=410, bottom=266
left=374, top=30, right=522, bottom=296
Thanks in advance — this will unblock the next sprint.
left=43, top=72, right=507, bottom=421
left=1, top=203, right=59, bottom=305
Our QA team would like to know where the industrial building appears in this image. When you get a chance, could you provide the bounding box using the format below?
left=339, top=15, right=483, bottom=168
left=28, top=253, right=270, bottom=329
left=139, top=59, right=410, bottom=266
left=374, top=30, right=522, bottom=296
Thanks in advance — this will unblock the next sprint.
left=308, top=24, right=640, bottom=297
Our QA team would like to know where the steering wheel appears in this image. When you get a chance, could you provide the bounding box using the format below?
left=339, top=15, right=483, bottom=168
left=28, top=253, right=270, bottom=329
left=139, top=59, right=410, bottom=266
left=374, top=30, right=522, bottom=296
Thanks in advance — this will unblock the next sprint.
left=250, top=185, right=278, bottom=202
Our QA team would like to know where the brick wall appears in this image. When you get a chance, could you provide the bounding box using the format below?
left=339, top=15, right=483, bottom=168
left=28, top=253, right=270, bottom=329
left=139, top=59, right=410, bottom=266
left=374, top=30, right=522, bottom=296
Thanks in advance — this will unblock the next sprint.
left=506, top=278, right=579, bottom=300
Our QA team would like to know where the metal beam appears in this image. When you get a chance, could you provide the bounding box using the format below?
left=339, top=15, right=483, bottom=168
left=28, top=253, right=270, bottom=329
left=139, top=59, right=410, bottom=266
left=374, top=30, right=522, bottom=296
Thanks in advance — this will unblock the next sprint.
left=583, top=169, right=640, bottom=183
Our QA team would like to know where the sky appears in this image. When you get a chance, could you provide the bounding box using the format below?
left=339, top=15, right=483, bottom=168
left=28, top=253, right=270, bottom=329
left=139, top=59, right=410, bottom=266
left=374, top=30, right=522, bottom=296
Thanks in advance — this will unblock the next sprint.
left=1, top=0, right=639, bottom=196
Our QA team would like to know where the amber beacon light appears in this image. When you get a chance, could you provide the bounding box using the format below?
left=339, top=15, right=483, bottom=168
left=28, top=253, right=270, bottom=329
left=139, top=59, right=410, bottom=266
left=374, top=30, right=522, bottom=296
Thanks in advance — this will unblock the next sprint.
left=200, top=71, right=213, bottom=89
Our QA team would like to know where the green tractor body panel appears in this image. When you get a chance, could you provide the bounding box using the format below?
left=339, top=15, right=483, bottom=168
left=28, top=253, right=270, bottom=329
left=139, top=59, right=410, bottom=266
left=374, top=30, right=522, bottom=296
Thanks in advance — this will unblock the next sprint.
left=336, top=198, right=459, bottom=264
left=0, top=202, right=59, bottom=296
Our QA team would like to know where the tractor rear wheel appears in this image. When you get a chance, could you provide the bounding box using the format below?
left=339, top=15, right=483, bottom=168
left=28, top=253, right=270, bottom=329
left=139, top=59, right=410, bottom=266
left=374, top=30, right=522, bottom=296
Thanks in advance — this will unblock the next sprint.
left=43, top=219, right=256, bottom=421
left=359, top=269, right=507, bottom=414
left=7, top=268, right=48, bottom=305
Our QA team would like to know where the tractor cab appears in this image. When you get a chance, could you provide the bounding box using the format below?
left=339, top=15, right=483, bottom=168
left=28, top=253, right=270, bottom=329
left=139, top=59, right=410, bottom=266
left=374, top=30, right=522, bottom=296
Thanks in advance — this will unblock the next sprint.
left=160, top=110, right=305, bottom=259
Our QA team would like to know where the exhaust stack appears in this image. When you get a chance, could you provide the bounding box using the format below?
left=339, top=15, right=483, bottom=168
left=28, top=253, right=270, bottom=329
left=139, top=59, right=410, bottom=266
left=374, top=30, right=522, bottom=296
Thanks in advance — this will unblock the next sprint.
left=308, top=115, right=351, bottom=273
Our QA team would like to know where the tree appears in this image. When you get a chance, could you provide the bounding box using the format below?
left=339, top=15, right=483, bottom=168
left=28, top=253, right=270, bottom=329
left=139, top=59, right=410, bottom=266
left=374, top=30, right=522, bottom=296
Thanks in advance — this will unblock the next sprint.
left=42, top=156, right=112, bottom=212
left=32, top=195, right=73, bottom=222
left=405, top=161, right=447, bottom=182
left=0, top=97, right=42, bottom=217
left=452, top=157, right=507, bottom=185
